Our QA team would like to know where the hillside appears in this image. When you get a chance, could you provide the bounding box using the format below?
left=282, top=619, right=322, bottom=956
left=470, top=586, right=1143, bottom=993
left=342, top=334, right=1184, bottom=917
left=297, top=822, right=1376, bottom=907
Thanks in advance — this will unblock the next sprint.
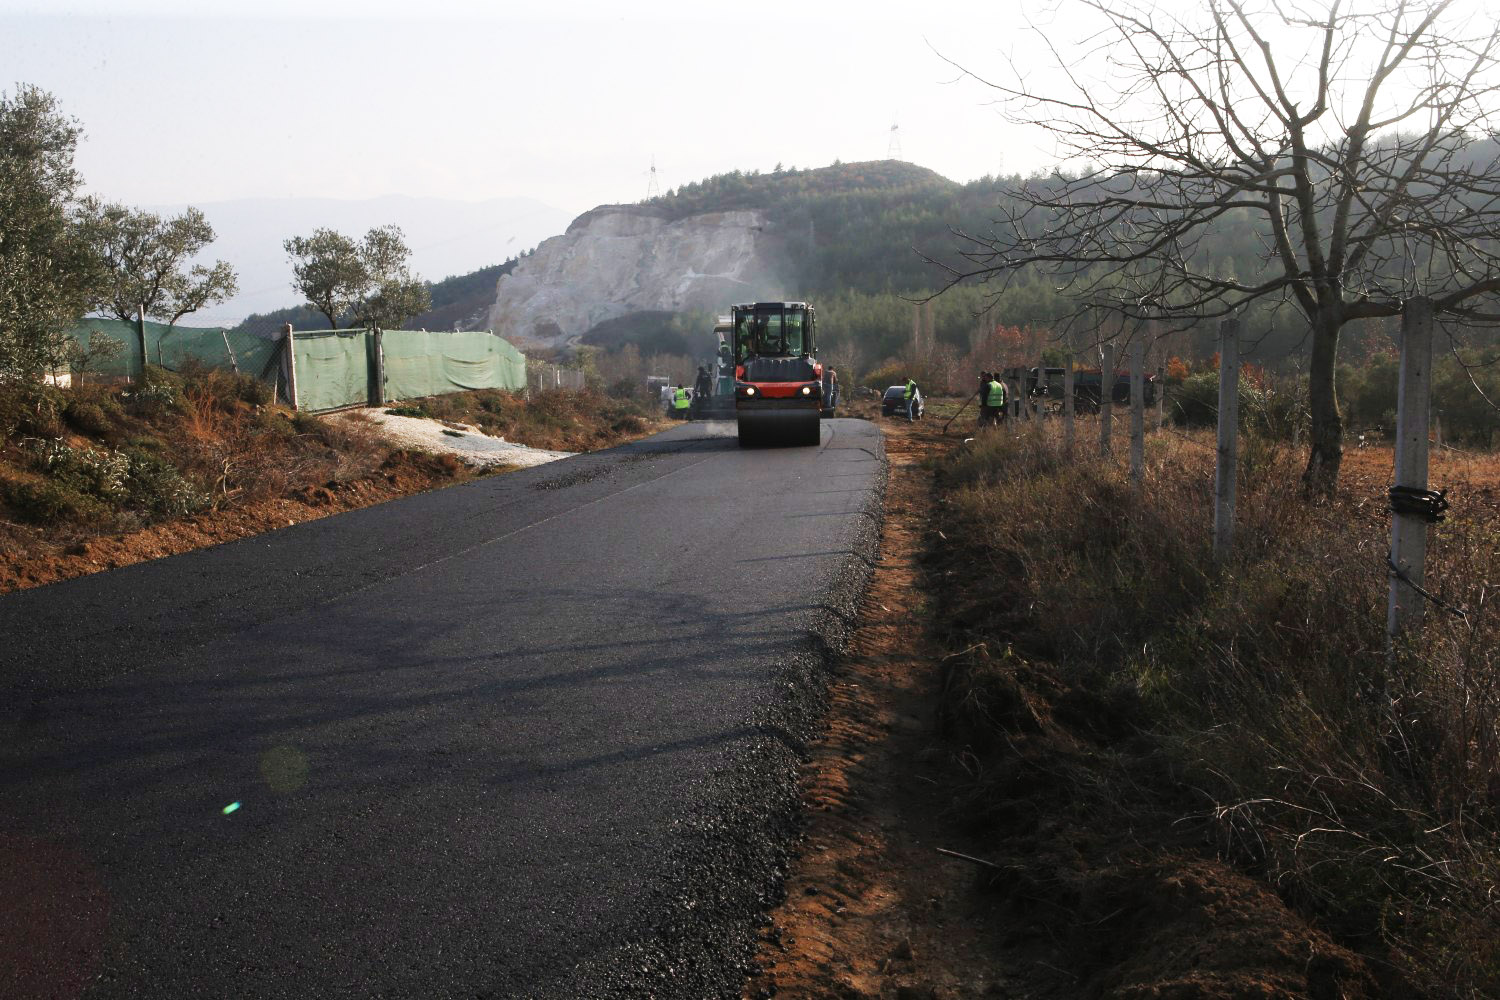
left=487, top=160, right=1061, bottom=361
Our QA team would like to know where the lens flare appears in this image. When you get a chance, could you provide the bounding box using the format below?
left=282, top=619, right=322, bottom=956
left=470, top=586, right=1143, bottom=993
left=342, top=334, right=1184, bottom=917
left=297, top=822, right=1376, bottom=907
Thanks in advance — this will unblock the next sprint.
left=222, top=801, right=240, bottom=815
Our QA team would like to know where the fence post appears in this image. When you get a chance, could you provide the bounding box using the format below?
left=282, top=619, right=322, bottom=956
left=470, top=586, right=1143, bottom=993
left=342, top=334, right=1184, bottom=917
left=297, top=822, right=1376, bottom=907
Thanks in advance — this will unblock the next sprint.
left=1214, top=319, right=1240, bottom=559
left=372, top=327, right=386, bottom=406
left=220, top=330, right=239, bottom=374
left=1130, top=335, right=1145, bottom=486
left=136, top=303, right=148, bottom=380
left=1100, top=342, right=1114, bottom=457
left=1387, top=297, right=1435, bottom=641
left=1156, top=365, right=1165, bottom=431
left=1034, top=359, right=1047, bottom=429
left=283, top=322, right=299, bottom=411
left=1063, top=352, right=1076, bottom=455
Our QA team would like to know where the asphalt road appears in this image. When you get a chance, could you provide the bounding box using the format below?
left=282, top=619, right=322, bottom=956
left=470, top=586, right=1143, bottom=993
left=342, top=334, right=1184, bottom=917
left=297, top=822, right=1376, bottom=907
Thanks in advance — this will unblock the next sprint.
left=0, top=418, right=885, bottom=1000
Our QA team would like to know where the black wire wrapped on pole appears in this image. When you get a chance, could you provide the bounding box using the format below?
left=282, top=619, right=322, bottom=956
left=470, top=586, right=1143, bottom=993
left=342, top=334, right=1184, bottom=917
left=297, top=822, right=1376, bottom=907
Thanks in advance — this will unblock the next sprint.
left=1389, top=485, right=1451, bottom=523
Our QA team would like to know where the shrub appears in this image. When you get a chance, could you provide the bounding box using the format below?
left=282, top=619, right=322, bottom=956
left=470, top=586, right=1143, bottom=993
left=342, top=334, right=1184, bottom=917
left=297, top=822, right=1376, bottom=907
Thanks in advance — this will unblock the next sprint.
left=0, top=380, right=65, bottom=440
left=1169, top=370, right=1269, bottom=429
left=122, top=451, right=208, bottom=515
left=26, top=439, right=206, bottom=517
left=64, top=398, right=112, bottom=436
left=3, top=477, right=106, bottom=525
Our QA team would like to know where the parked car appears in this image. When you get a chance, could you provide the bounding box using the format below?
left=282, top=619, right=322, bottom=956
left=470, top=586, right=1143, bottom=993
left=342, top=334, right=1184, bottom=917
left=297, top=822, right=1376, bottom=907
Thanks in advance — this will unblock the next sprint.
left=881, top=384, right=923, bottom=419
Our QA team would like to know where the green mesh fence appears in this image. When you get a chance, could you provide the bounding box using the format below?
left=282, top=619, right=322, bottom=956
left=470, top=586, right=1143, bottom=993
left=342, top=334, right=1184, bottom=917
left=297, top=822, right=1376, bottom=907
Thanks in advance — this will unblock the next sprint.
left=64, top=319, right=527, bottom=412
left=381, top=330, right=526, bottom=401
left=292, top=331, right=377, bottom=413
left=67, top=318, right=278, bottom=380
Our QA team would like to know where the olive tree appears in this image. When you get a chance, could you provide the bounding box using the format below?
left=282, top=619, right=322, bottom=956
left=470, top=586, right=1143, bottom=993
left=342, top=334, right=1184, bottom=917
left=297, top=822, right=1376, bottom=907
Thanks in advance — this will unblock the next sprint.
left=284, top=225, right=430, bottom=331
left=0, top=85, right=102, bottom=381
left=938, top=0, right=1500, bottom=494
left=79, top=199, right=238, bottom=329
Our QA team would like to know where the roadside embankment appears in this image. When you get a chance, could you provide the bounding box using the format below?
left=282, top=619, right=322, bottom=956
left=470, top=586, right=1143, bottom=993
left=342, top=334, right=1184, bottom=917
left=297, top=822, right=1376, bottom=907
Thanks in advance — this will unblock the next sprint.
left=932, top=426, right=1500, bottom=996
left=749, top=402, right=1500, bottom=998
left=0, top=369, right=664, bottom=594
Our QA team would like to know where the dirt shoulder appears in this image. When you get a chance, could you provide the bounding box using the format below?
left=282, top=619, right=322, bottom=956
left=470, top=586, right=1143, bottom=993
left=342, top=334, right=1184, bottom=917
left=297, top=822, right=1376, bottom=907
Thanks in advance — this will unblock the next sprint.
left=744, top=406, right=1026, bottom=999
left=745, top=404, right=1388, bottom=999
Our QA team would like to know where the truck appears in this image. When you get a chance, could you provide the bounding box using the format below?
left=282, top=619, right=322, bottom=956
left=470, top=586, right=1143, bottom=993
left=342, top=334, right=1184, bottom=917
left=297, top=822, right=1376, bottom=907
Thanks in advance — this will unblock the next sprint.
left=1003, top=366, right=1157, bottom=414
left=731, top=301, right=832, bottom=446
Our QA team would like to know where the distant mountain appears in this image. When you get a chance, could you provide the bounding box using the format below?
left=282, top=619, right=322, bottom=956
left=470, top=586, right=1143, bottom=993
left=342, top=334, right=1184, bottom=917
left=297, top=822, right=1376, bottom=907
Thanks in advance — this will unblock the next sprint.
left=147, top=195, right=572, bottom=326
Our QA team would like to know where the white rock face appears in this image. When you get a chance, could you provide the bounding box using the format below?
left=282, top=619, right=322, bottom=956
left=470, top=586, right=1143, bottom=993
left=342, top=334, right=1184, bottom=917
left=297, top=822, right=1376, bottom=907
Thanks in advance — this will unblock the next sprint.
left=487, top=208, right=786, bottom=348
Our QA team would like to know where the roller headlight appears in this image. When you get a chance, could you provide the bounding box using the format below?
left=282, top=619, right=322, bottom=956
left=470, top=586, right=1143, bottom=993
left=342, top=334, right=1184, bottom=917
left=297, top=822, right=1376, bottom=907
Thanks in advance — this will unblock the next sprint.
left=801, top=386, right=811, bottom=395
left=745, top=386, right=756, bottom=396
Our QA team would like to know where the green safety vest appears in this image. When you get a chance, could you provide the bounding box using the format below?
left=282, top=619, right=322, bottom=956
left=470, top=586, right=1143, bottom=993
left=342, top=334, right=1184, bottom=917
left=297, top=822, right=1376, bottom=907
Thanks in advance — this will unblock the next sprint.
left=904, top=380, right=916, bottom=399
left=985, top=380, right=1006, bottom=407
left=673, top=388, right=691, bottom=409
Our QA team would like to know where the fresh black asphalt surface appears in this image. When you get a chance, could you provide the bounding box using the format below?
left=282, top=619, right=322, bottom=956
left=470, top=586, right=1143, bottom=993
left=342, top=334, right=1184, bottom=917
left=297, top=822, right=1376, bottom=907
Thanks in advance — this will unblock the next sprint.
left=0, top=418, right=886, bottom=999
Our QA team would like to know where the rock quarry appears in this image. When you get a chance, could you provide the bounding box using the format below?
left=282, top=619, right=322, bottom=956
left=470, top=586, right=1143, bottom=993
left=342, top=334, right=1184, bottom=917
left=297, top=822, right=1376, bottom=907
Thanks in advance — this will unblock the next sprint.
left=487, top=206, right=788, bottom=349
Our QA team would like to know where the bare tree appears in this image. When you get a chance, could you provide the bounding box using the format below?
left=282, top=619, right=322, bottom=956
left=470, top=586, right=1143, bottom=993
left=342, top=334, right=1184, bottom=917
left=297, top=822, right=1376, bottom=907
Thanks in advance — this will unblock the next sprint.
left=936, top=0, right=1500, bottom=494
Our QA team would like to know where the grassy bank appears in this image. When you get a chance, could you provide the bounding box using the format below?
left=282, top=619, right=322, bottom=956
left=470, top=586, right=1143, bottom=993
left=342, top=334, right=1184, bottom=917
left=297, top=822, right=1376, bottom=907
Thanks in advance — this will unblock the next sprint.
left=933, top=427, right=1500, bottom=996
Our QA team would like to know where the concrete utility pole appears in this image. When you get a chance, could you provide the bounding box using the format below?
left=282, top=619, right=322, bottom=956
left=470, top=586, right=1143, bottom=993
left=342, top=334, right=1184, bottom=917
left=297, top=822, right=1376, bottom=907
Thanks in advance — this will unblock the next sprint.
left=1214, top=319, right=1240, bottom=559
left=1034, top=359, right=1047, bottom=429
left=1130, top=336, right=1145, bottom=486
left=1387, top=298, right=1436, bottom=640
left=1100, top=342, right=1114, bottom=457
left=1063, top=352, right=1076, bottom=455
left=1156, top=365, right=1166, bottom=431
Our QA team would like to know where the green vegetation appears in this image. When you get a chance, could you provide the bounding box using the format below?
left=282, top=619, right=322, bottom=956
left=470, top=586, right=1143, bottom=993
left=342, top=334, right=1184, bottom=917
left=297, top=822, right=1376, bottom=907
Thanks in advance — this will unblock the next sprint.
left=0, top=85, right=103, bottom=381
left=283, top=225, right=431, bottom=331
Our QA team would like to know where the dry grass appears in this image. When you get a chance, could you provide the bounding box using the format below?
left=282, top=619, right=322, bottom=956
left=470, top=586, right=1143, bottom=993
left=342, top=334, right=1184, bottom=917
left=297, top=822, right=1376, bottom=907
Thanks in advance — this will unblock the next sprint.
left=389, top=387, right=662, bottom=453
left=936, top=420, right=1500, bottom=997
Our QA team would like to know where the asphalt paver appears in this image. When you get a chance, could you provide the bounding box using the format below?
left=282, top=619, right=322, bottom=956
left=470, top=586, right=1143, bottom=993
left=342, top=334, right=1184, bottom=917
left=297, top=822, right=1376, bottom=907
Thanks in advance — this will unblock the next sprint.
left=0, top=418, right=886, bottom=1000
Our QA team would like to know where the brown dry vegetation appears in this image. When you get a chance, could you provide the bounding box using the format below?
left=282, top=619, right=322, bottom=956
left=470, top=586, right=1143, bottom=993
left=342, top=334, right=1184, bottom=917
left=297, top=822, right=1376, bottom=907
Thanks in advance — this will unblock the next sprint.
left=0, top=371, right=662, bottom=595
left=934, top=420, right=1500, bottom=996
left=385, top=386, right=665, bottom=453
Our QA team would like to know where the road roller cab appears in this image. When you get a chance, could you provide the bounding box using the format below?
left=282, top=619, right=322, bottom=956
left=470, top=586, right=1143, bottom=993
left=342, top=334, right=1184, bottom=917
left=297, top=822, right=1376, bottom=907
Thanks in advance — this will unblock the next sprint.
left=733, top=301, right=827, bottom=446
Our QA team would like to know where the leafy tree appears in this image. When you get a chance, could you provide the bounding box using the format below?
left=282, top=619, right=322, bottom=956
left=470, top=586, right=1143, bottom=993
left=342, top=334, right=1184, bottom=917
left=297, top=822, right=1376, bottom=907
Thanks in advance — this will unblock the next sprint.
left=78, top=200, right=238, bottom=327
left=0, top=85, right=102, bottom=381
left=284, top=225, right=430, bottom=330
left=934, top=0, right=1500, bottom=495
left=70, top=329, right=125, bottom=385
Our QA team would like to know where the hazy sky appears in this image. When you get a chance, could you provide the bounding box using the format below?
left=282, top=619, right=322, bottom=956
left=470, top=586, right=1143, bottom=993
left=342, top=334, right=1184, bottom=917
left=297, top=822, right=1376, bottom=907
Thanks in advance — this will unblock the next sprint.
left=2, top=0, right=1056, bottom=218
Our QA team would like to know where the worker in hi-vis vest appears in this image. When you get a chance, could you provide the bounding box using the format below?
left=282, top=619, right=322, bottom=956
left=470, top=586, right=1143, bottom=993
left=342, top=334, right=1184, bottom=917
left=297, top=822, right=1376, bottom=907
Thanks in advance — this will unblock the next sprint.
left=672, top=385, right=691, bottom=419
left=981, top=372, right=1007, bottom=426
left=903, top=378, right=919, bottom=421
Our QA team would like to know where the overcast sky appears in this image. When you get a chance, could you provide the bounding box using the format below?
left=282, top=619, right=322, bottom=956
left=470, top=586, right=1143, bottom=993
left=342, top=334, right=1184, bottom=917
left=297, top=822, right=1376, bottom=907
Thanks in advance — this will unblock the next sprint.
left=1, top=0, right=1062, bottom=219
